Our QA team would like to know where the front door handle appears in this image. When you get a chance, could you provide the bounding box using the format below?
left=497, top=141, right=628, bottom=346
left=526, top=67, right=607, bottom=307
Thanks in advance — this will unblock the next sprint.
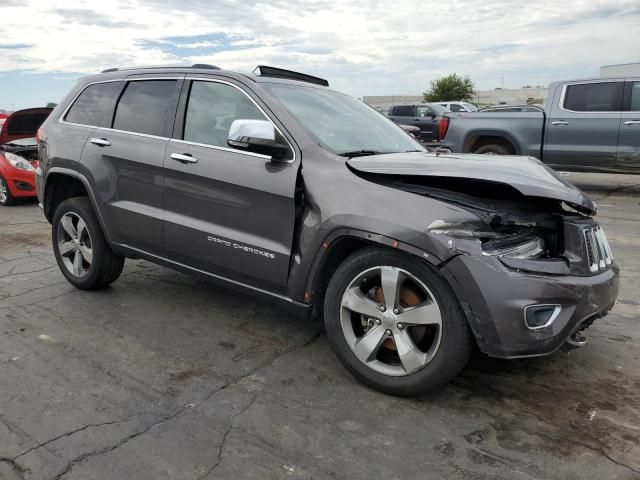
left=624, top=120, right=640, bottom=125
left=170, top=153, right=198, bottom=164
left=90, top=137, right=111, bottom=147
left=551, top=120, right=569, bottom=126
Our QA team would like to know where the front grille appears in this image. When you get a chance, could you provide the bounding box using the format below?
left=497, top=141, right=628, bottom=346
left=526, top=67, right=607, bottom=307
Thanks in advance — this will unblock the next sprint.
left=583, top=225, right=613, bottom=272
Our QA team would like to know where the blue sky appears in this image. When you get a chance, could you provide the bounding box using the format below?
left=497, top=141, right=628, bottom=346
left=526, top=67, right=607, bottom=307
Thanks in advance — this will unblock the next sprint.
left=0, top=72, right=79, bottom=111
left=1, top=0, right=639, bottom=110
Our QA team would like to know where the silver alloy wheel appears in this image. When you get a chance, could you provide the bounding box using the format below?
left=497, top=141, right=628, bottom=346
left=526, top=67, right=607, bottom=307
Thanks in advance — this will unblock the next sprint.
left=339, top=266, right=443, bottom=376
left=56, top=212, right=93, bottom=277
left=0, top=177, right=7, bottom=204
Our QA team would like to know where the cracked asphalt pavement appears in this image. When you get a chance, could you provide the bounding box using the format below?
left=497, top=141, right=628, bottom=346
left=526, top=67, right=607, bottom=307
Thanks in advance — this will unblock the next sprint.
left=1, top=172, right=639, bottom=480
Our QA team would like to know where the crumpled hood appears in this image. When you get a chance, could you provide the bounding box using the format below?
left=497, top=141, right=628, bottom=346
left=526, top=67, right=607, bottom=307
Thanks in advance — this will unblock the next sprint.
left=347, top=152, right=596, bottom=214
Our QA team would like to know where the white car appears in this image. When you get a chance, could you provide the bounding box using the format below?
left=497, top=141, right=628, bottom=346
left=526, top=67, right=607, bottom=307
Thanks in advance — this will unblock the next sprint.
left=439, top=101, right=478, bottom=112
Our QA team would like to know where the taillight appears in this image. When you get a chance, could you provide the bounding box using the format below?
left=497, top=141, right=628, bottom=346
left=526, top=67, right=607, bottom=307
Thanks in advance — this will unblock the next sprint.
left=438, top=117, right=450, bottom=140
left=36, top=128, right=44, bottom=144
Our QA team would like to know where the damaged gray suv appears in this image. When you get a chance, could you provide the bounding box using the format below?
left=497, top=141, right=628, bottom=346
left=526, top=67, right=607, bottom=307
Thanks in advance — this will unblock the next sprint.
left=36, top=65, right=619, bottom=396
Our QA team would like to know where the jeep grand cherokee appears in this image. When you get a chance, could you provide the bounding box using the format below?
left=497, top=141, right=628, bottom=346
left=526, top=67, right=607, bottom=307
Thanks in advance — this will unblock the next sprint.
left=36, top=65, right=619, bottom=396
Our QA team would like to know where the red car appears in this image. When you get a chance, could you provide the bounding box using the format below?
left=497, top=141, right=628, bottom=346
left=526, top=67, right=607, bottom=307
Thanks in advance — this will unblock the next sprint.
left=0, top=107, right=52, bottom=206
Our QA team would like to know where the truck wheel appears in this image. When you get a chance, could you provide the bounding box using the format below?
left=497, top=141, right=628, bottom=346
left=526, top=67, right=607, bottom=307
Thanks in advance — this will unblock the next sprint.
left=52, top=197, right=124, bottom=290
left=324, top=248, right=472, bottom=396
left=0, top=175, right=16, bottom=206
left=474, top=144, right=511, bottom=155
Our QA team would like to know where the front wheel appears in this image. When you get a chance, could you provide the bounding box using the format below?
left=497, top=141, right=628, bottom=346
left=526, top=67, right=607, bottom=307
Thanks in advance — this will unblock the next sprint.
left=52, top=197, right=125, bottom=290
left=324, top=248, right=472, bottom=396
left=0, top=175, right=15, bottom=206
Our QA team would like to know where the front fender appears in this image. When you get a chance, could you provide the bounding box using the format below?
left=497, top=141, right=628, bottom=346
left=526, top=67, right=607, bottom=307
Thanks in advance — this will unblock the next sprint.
left=287, top=213, right=481, bottom=303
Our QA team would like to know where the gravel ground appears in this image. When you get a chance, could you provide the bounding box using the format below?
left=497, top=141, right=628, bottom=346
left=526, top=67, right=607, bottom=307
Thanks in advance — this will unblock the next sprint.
left=0, top=172, right=639, bottom=480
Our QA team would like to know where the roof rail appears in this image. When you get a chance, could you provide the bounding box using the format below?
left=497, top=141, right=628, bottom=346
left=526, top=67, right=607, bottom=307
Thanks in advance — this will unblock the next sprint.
left=252, top=65, right=329, bottom=87
left=191, top=63, right=221, bottom=70
left=100, top=64, right=221, bottom=73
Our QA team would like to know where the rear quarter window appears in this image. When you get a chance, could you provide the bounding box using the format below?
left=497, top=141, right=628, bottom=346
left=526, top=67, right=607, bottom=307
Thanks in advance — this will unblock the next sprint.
left=65, top=82, right=122, bottom=127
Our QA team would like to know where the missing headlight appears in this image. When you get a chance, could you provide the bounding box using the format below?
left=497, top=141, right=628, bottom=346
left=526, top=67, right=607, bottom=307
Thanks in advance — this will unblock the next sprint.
left=482, top=235, right=545, bottom=259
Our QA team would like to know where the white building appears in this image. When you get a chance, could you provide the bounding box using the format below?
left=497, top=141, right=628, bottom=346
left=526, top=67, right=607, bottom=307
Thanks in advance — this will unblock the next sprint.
left=364, top=62, right=640, bottom=112
left=600, top=62, right=640, bottom=77
left=363, top=87, right=548, bottom=111
left=473, top=87, right=548, bottom=106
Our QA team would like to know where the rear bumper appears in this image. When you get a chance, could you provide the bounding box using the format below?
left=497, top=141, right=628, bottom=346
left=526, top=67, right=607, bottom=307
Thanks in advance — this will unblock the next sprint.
left=6, top=169, right=37, bottom=198
left=441, top=255, right=619, bottom=358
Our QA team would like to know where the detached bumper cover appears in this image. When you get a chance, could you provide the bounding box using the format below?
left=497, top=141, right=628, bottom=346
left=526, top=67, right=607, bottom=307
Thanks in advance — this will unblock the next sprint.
left=441, top=255, right=619, bottom=358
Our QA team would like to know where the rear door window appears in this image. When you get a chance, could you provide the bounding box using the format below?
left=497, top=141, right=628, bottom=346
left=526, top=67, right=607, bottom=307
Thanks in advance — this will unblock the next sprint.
left=392, top=105, right=414, bottom=117
left=183, top=80, right=266, bottom=148
left=65, top=82, right=122, bottom=127
left=113, top=80, right=178, bottom=136
left=629, top=82, right=640, bottom=111
left=563, top=82, right=623, bottom=112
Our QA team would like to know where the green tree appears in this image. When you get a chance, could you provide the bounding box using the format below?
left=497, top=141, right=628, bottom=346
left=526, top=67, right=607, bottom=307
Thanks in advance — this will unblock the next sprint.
left=423, top=74, right=475, bottom=102
left=46, top=102, right=57, bottom=108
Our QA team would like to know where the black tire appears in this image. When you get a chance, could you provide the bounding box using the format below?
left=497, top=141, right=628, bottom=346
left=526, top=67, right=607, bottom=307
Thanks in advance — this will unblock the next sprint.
left=474, top=143, right=511, bottom=155
left=52, top=197, right=124, bottom=290
left=0, top=175, right=16, bottom=206
left=324, top=247, right=472, bottom=396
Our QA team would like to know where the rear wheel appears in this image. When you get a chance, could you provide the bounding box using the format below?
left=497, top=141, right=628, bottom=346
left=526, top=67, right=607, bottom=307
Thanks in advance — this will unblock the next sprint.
left=0, top=175, right=15, bottom=206
left=474, top=143, right=511, bottom=155
left=52, top=197, right=124, bottom=290
left=324, top=248, right=472, bottom=396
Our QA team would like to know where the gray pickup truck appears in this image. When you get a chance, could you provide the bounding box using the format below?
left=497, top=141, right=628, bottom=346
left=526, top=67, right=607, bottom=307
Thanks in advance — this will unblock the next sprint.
left=440, top=77, right=640, bottom=173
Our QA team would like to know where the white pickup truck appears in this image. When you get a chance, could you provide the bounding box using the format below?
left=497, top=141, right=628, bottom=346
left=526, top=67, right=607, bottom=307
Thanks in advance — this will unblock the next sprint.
left=440, top=77, right=640, bottom=173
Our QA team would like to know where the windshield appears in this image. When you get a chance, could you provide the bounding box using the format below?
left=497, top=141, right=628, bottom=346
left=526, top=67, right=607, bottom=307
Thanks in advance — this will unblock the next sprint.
left=462, top=103, right=478, bottom=111
left=263, top=83, right=424, bottom=156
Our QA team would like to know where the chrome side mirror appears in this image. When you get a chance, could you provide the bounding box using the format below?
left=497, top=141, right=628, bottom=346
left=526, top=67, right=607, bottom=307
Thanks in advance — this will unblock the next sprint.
left=227, top=119, right=292, bottom=160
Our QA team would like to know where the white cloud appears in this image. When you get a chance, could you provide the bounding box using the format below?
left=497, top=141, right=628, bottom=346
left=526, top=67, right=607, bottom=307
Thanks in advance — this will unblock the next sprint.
left=0, top=0, right=639, bottom=97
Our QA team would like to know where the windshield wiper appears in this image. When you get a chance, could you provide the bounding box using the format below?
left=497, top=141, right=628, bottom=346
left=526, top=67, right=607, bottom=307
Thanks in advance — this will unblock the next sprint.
left=337, top=150, right=383, bottom=158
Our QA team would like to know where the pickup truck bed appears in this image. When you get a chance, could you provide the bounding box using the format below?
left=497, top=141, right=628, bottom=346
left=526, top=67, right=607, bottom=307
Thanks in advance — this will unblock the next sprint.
left=441, top=110, right=545, bottom=158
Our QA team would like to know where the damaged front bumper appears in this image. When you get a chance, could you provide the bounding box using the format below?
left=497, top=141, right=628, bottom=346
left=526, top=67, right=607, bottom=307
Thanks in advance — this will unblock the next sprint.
left=441, top=255, right=619, bottom=358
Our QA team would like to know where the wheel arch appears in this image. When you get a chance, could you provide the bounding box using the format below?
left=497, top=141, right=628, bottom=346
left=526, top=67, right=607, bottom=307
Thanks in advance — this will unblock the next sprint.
left=300, top=228, right=443, bottom=316
left=43, top=167, right=113, bottom=243
left=463, top=130, right=520, bottom=154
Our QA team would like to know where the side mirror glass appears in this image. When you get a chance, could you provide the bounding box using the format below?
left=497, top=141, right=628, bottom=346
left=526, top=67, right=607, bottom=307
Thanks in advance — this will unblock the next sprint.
left=227, top=119, right=292, bottom=160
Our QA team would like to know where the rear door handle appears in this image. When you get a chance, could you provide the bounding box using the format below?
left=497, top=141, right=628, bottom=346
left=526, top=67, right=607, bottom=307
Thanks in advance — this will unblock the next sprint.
left=624, top=120, right=640, bottom=125
left=551, top=120, right=569, bottom=126
left=170, top=153, right=198, bottom=164
left=90, top=137, right=111, bottom=147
